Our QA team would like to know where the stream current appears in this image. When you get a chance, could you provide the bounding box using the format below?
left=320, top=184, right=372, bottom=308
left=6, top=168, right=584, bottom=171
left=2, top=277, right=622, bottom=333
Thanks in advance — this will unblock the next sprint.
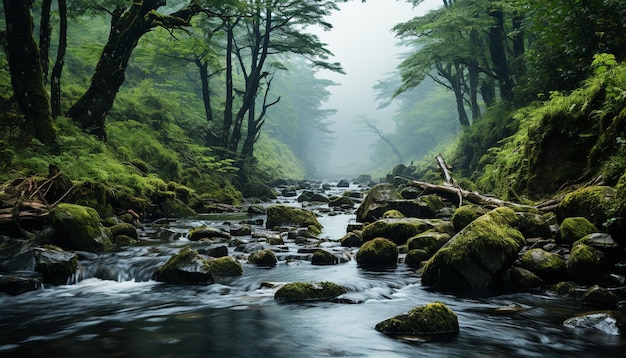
left=1, top=183, right=625, bottom=357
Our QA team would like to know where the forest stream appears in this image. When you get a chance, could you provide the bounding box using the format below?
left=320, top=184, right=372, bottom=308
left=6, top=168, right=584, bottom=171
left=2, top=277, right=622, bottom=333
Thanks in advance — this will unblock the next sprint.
left=1, top=183, right=625, bottom=358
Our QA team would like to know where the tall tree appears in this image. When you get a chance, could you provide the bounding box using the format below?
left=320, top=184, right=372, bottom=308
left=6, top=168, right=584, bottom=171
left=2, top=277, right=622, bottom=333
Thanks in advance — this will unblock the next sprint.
left=3, top=0, right=58, bottom=149
left=67, top=0, right=201, bottom=139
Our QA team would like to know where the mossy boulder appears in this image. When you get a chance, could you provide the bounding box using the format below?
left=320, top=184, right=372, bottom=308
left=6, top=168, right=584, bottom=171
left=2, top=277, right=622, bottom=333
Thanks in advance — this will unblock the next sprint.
left=108, top=223, right=138, bottom=241
left=375, top=302, right=459, bottom=338
left=340, top=231, right=363, bottom=247
left=421, top=207, right=525, bottom=291
left=450, top=205, right=489, bottom=232
left=208, top=256, right=243, bottom=276
left=504, top=267, right=545, bottom=291
left=274, top=281, right=347, bottom=302
left=311, top=250, right=338, bottom=265
left=356, top=237, right=398, bottom=268
left=297, top=191, right=329, bottom=203
left=566, top=243, right=608, bottom=284
left=581, top=285, right=619, bottom=309
left=575, top=233, right=624, bottom=264
left=248, top=249, right=278, bottom=267
left=405, top=249, right=430, bottom=268
left=152, top=246, right=214, bottom=285
left=329, top=195, right=355, bottom=208
left=49, top=203, right=113, bottom=252
left=361, top=218, right=436, bottom=246
left=188, top=225, right=232, bottom=242
left=558, top=217, right=597, bottom=245
left=515, top=212, right=552, bottom=239
left=355, top=183, right=402, bottom=222
left=407, top=231, right=451, bottom=255
left=519, top=248, right=567, bottom=283
left=556, top=186, right=616, bottom=229
left=241, top=182, right=277, bottom=200
left=266, top=205, right=322, bottom=234
left=550, top=281, right=576, bottom=296
left=33, top=246, right=78, bottom=285
left=382, top=210, right=405, bottom=219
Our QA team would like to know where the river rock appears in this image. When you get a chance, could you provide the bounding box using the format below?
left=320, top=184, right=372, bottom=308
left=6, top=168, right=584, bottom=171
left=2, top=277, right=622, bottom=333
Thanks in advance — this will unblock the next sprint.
left=563, top=311, right=626, bottom=335
left=515, top=211, right=552, bottom=239
left=421, top=207, right=525, bottom=291
left=340, top=231, right=363, bottom=247
left=558, top=217, right=597, bottom=245
left=519, top=248, right=567, bottom=283
left=229, top=224, right=252, bottom=236
left=274, top=281, right=347, bottom=302
left=450, top=205, right=488, bottom=232
left=361, top=218, right=436, bottom=246
left=337, top=179, right=350, bottom=187
left=152, top=246, right=214, bottom=285
left=241, top=182, right=277, bottom=200
left=108, top=223, right=138, bottom=241
left=566, top=243, right=608, bottom=284
left=504, top=266, right=545, bottom=291
left=48, top=203, right=113, bottom=252
left=311, top=249, right=338, bottom=265
left=328, top=195, right=355, bottom=208
left=407, top=231, right=451, bottom=256
left=33, top=246, right=78, bottom=285
left=208, top=256, right=243, bottom=275
left=356, top=237, right=398, bottom=268
left=405, top=249, right=430, bottom=268
left=575, top=233, right=624, bottom=264
left=356, top=183, right=402, bottom=222
left=375, top=302, right=459, bottom=338
left=297, top=191, right=329, bottom=203
left=556, top=185, right=617, bottom=230
left=0, top=274, right=41, bottom=295
left=581, top=285, right=619, bottom=309
left=382, top=209, right=405, bottom=218
left=188, top=225, right=232, bottom=241
left=248, top=249, right=278, bottom=267
left=265, top=205, right=322, bottom=234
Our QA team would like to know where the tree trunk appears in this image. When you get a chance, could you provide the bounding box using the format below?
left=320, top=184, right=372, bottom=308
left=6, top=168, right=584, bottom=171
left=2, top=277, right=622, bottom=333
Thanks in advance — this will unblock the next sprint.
left=222, top=22, right=235, bottom=153
left=67, top=0, right=199, bottom=139
left=488, top=9, right=513, bottom=101
left=39, top=0, right=52, bottom=84
left=51, top=0, right=67, bottom=118
left=3, top=0, right=58, bottom=149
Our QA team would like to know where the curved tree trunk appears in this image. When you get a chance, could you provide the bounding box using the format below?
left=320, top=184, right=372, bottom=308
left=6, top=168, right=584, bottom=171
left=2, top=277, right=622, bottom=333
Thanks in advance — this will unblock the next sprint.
left=3, top=0, right=58, bottom=149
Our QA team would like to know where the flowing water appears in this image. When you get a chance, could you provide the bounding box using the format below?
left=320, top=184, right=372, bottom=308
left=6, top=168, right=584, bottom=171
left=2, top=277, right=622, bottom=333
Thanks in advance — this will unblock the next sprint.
left=1, top=184, right=625, bottom=357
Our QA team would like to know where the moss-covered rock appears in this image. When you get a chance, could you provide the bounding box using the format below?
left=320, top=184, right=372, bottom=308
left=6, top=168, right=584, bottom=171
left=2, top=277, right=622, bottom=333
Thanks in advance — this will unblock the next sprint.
left=519, top=248, right=567, bottom=284
left=152, top=246, right=214, bottom=285
left=558, top=217, right=597, bottom=245
left=356, top=237, right=398, bottom=268
left=265, top=205, right=322, bottom=234
left=566, top=243, right=608, bottom=284
left=297, top=191, right=329, bottom=203
left=382, top=209, right=405, bottom=219
left=450, top=205, right=489, bottom=232
left=574, top=233, right=624, bottom=264
left=33, top=246, right=78, bottom=285
left=108, top=223, right=138, bottom=241
left=515, top=211, right=552, bottom=239
left=248, top=249, right=278, bottom=267
left=407, top=231, right=451, bottom=255
left=208, top=256, right=243, bottom=276
left=311, top=250, right=338, bottom=265
left=375, top=302, right=459, bottom=338
left=340, top=231, right=363, bottom=247
left=49, top=203, right=113, bottom=252
left=361, top=218, right=436, bottom=246
left=421, top=207, right=525, bottom=291
left=505, top=266, right=545, bottom=291
left=328, top=195, right=355, bottom=208
left=274, top=281, right=347, bottom=302
left=241, top=182, right=277, bottom=200
left=581, top=285, right=619, bottom=309
left=556, top=186, right=617, bottom=229
left=550, top=281, right=576, bottom=296
left=405, top=249, right=430, bottom=268
left=188, top=225, right=232, bottom=242
left=355, top=183, right=402, bottom=222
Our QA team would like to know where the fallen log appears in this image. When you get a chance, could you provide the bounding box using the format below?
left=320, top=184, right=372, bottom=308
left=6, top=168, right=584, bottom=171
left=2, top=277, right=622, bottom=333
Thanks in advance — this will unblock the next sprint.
left=409, top=180, right=530, bottom=209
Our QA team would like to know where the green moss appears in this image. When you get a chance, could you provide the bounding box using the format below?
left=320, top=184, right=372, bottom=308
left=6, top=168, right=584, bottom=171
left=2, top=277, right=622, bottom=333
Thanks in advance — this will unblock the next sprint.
left=519, top=248, right=567, bottom=283
left=558, top=217, right=598, bottom=245
left=248, top=249, right=278, bottom=267
left=208, top=256, right=243, bottom=276
left=375, top=302, right=459, bottom=336
left=405, top=249, right=430, bottom=268
left=356, top=237, right=398, bottom=268
left=407, top=231, right=451, bottom=254
left=50, top=203, right=112, bottom=252
left=328, top=195, right=355, bottom=207
left=311, top=250, right=337, bottom=265
left=361, top=218, right=435, bottom=245
left=566, top=243, right=607, bottom=284
left=382, top=210, right=405, bottom=219
left=450, top=205, right=489, bottom=232
left=274, top=281, right=347, bottom=302
left=265, top=205, right=322, bottom=231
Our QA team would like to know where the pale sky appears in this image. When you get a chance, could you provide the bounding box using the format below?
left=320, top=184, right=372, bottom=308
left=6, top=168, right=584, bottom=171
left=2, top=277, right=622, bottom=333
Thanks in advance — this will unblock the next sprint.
left=310, top=0, right=442, bottom=178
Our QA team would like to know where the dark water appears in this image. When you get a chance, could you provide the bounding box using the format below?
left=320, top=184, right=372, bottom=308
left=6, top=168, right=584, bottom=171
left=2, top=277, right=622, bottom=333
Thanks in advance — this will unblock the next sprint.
left=1, top=185, right=625, bottom=357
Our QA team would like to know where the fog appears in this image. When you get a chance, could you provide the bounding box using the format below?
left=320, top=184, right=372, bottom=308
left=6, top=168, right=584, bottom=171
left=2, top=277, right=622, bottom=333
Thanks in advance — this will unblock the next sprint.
left=310, top=0, right=442, bottom=179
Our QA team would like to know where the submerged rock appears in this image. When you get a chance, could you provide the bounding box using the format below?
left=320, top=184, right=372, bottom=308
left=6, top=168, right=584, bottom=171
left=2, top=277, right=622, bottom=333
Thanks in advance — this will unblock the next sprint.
left=188, top=225, right=232, bottom=241
left=375, top=302, right=459, bottom=338
left=0, top=274, right=41, bottom=295
left=356, top=237, right=398, bottom=268
left=274, top=281, right=347, bottom=302
left=563, top=311, right=626, bottom=335
left=581, top=285, right=619, bottom=309
left=152, top=246, right=214, bottom=285
left=421, top=207, right=525, bottom=291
